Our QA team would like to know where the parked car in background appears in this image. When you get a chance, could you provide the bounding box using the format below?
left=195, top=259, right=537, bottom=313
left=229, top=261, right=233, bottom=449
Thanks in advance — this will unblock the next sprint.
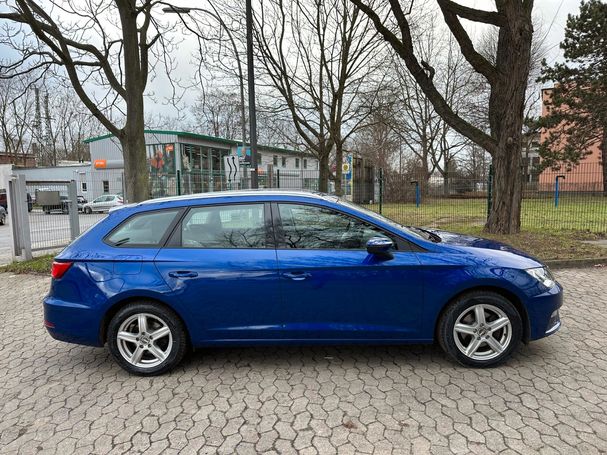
left=82, top=194, right=123, bottom=214
left=0, top=189, right=7, bottom=211
left=1, top=189, right=33, bottom=212
left=0, top=206, right=6, bottom=225
left=44, top=190, right=563, bottom=376
left=77, top=195, right=88, bottom=212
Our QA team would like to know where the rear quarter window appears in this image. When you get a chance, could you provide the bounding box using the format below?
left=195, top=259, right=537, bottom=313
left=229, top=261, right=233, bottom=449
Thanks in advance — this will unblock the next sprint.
left=106, top=209, right=180, bottom=247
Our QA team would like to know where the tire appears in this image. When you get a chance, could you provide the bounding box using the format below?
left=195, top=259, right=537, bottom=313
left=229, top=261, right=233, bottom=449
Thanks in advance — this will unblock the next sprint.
left=0, top=216, right=4, bottom=225
left=107, top=301, right=188, bottom=376
left=84, top=207, right=92, bottom=214
left=437, top=291, right=522, bottom=368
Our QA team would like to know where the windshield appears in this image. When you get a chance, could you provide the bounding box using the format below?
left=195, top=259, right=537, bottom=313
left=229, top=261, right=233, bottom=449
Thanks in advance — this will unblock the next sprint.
left=336, top=198, right=434, bottom=241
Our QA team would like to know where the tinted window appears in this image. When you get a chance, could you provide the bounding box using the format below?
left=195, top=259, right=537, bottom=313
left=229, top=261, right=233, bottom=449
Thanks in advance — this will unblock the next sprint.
left=181, top=204, right=266, bottom=248
left=107, top=209, right=179, bottom=247
left=278, top=204, right=392, bottom=249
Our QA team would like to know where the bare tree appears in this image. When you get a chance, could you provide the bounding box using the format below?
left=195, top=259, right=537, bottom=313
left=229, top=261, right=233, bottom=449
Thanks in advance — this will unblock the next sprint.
left=351, top=0, right=535, bottom=234
left=0, top=76, right=35, bottom=165
left=389, top=22, right=473, bottom=195
left=253, top=0, right=386, bottom=193
left=191, top=89, right=245, bottom=140
left=0, top=0, right=178, bottom=202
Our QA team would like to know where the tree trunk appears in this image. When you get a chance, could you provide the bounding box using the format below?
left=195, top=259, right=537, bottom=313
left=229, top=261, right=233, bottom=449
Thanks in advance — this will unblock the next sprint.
left=318, top=153, right=330, bottom=193
left=120, top=128, right=148, bottom=203
left=484, top=5, right=532, bottom=234
left=602, top=128, right=607, bottom=196
left=118, top=2, right=149, bottom=203
left=335, top=143, right=343, bottom=196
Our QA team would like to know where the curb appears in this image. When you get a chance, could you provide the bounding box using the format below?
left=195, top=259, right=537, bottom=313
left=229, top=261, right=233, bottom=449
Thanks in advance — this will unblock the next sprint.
left=544, top=258, right=607, bottom=269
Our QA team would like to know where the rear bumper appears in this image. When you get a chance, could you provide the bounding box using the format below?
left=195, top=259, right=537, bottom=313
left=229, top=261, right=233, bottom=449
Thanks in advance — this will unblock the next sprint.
left=527, top=283, right=563, bottom=341
left=43, top=296, right=104, bottom=347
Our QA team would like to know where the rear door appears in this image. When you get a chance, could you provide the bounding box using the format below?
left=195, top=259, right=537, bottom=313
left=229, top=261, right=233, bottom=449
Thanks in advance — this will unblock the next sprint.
left=154, top=202, right=283, bottom=344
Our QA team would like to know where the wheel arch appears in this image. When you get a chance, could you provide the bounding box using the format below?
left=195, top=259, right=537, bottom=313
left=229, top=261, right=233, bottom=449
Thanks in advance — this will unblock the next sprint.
left=434, top=285, right=531, bottom=343
left=100, top=296, right=192, bottom=346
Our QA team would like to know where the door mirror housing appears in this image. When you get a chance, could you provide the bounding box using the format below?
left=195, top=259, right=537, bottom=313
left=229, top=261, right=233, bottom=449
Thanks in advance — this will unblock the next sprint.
left=366, top=237, right=394, bottom=258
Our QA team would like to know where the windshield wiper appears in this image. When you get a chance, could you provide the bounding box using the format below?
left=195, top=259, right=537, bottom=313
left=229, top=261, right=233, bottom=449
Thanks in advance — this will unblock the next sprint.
left=406, top=226, right=442, bottom=243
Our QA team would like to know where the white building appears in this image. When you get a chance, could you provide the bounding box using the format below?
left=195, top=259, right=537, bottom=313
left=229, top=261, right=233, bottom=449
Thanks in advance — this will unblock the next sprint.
left=84, top=130, right=319, bottom=200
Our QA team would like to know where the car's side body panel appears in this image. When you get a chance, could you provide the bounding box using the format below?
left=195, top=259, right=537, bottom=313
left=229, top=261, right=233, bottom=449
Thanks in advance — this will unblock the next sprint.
left=46, top=191, right=562, bottom=351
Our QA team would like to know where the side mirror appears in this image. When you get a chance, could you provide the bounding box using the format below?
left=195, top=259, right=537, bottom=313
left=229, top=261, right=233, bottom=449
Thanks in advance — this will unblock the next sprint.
left=366, top=237, right=394, bottom=258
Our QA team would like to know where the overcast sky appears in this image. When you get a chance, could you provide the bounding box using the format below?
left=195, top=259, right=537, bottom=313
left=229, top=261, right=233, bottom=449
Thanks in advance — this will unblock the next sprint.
left=147, top=0, right=584, bottom=118
left=0, top=0, right=586, bottom=120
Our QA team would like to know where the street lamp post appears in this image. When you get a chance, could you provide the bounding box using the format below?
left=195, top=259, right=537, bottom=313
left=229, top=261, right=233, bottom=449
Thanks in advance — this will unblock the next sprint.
left=163, top=3, right=258, bottom=188
left=245, top=0, right=258, bottom=189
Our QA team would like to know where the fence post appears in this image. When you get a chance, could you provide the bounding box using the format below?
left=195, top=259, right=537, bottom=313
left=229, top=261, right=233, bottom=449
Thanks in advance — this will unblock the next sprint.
left=276, top=169, right=280, bottom=189
left=378, top=168, right=383, bottom=214
left=15, top=174, right=32, bottom=260
left=68, top=180, right=80, bottom=240
left=6, top=177, right=21, bottom=259
left=487, top=164, right=494, bottom=220
left=555, top=175, right=565, bottom=208
left=409, top=180, right=420, bottom=208
left=177, top=170, right=182, bottom=195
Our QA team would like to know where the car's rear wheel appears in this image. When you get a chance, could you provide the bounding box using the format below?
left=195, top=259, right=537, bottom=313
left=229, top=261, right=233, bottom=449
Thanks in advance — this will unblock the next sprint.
left=107, top=302, right=187, bottom=375
left=437, top=291, right=522, bottom=367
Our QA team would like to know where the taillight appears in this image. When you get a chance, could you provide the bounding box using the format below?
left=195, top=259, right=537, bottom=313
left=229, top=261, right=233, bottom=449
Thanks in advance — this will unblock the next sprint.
left=51, top=261, right=73, bottom=279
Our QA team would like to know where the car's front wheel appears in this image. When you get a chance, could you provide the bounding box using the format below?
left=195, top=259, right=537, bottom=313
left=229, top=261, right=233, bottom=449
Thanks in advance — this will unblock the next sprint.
left=437, top=291, right=522, bottom=367
left=107, top=302, right=188, bottom=375
left=84, top=207, right=92, bottom=214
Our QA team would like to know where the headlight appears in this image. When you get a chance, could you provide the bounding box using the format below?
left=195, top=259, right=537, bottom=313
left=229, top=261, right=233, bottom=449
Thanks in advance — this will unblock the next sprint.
left=526, top=267, right=555, bottom=288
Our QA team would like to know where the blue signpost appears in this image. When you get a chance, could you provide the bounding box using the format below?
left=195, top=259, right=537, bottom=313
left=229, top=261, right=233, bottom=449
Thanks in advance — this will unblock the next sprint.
left=411, top=180, right=420, bottom=208
left=555, top=175, right=565, bottom=208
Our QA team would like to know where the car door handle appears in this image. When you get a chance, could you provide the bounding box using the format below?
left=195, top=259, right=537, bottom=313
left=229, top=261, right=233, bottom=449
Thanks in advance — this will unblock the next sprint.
left=168, top=271, right=198, bottom=278
left=283, top=271, right=311, bottom=281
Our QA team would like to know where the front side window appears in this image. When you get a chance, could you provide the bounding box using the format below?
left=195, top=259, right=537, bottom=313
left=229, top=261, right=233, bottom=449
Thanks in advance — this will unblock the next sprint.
left=181, top=204, right=266, bottom=248
left=107, top=209, right=179, bottom=247
left=277, top=203, right=392, bottom=250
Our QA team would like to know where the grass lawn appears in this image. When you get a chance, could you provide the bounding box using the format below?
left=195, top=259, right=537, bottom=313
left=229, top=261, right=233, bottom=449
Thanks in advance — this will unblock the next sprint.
left=0, top=254, right=54, bottom=275
left=366, top=197, right=607, bottom=261
left=365, top=195, right=607, bottom=233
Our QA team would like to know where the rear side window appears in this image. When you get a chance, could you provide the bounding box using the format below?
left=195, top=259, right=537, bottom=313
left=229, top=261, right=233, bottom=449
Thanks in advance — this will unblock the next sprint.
left=106, top=209, right=180, bottom=247
left=181, top=204, right=266, bottom=248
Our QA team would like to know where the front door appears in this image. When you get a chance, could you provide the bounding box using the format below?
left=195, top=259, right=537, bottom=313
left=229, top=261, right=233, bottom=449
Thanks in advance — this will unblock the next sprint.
left=154, top=203, right=283, bottom=344
left=273, top=202, right=424, bottom=340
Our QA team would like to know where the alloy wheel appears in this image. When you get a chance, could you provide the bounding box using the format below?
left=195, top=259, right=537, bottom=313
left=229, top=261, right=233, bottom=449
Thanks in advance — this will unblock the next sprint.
left=116, top=313, right=173, bottom=368
left=452, top=303, right=512, bottom=361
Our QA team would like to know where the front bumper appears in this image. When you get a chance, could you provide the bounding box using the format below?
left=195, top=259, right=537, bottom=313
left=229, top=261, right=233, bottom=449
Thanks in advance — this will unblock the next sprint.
left=527, top=282, right=563, bottom=341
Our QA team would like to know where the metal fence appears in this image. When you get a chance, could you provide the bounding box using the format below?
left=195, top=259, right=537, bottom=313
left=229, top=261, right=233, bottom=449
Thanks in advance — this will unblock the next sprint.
left=135, top=164, right=607, bottom=234
left=152, top=164, right=607, bottom=233
left=5, top=161, right=606, bottom=260
left=371, top=163, right=607, bottom=233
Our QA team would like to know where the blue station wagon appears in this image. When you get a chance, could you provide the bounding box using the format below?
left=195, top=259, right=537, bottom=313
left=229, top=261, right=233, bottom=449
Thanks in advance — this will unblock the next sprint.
left=44, top=190, right=562, bottom=375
